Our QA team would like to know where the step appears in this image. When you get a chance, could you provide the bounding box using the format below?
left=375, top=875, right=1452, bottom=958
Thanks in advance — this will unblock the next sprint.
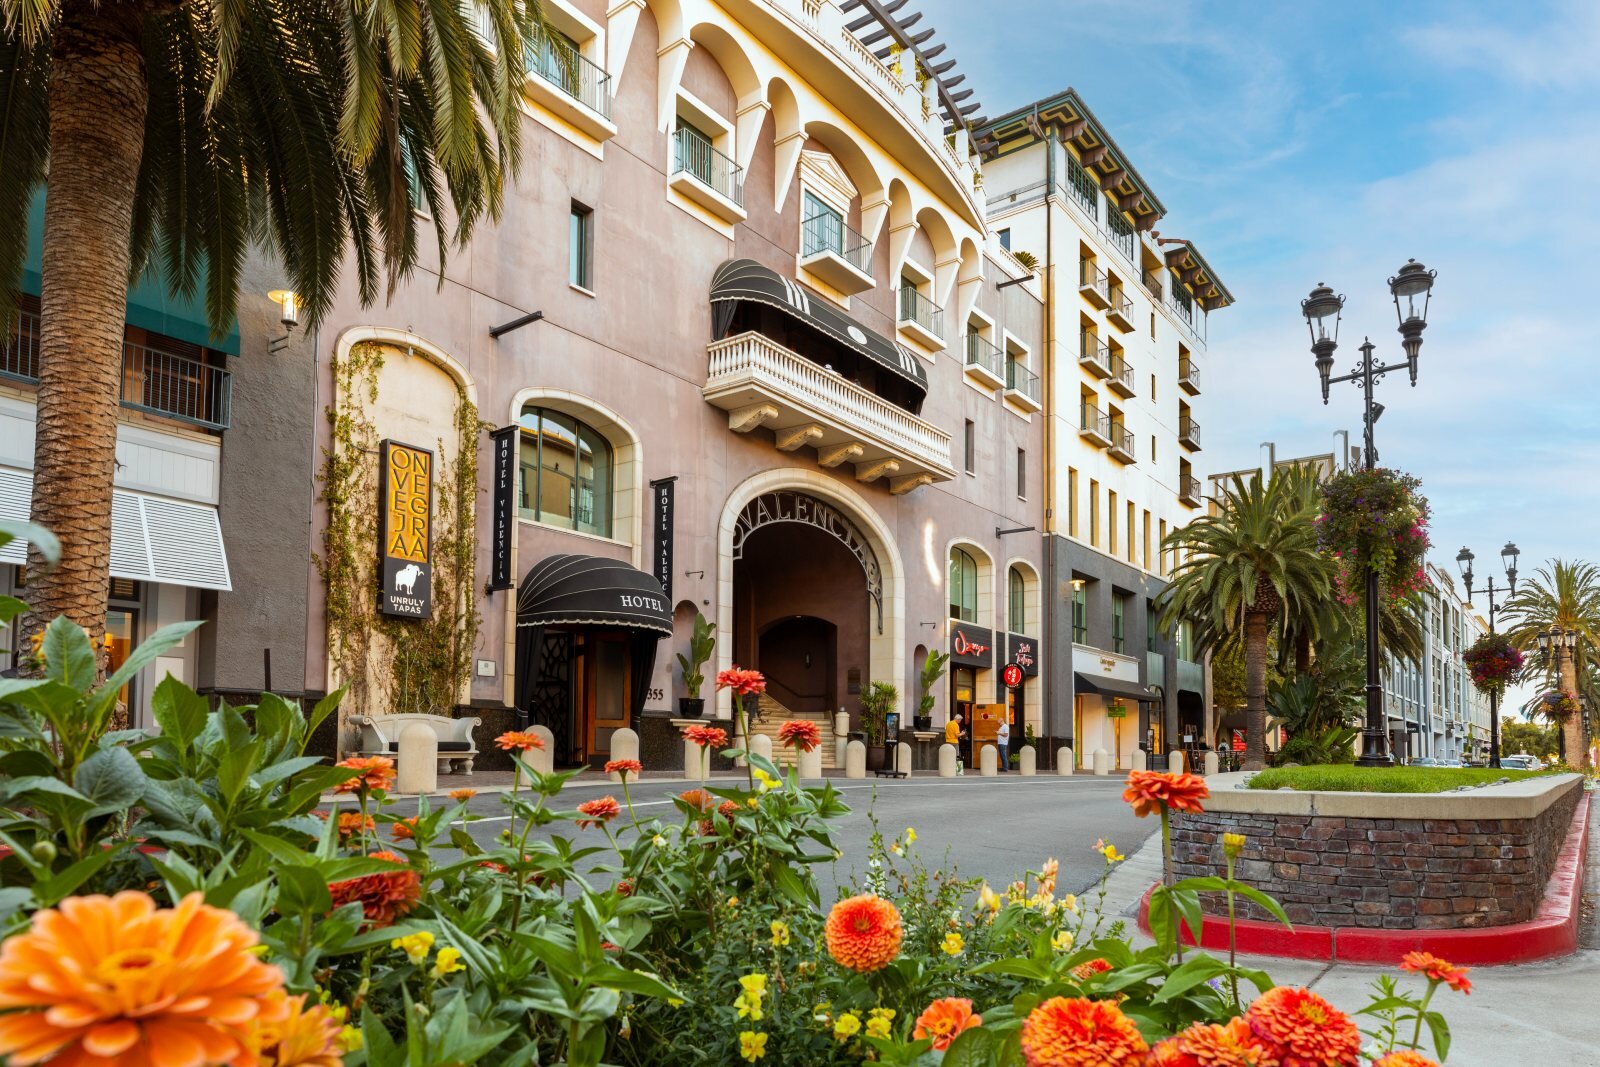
left=746, top=696, right=840, bottom=769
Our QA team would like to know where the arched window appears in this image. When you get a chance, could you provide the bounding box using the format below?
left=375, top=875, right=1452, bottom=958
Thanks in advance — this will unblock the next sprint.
left=518, top=406, right=614, bottom=537
left=1009, top=566, right=1026, bottom=633
left=949, top=548, right=977, bottom=623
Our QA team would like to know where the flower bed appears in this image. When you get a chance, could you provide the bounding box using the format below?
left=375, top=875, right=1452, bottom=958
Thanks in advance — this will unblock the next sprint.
left=1247, top=764, right=1552, bottom=793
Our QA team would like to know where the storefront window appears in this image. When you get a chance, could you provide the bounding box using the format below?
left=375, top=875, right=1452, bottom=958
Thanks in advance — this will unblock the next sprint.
left=949, top=548, right=977, bottom=622
left=518, top=407, right=613, bottom=538
left=1072, top=582, right=1087, bottom=644
left=1008, top=566, right=1025, bottom=633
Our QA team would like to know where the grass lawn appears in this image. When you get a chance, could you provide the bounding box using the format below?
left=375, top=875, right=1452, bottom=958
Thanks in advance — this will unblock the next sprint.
left=1246, top=764, right=1555, bottom=793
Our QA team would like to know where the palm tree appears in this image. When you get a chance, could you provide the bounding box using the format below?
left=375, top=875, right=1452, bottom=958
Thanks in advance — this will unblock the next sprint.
left=1160, top=472, right=1333, bottom=770
left=1501, top=559, right=1600, bottom=770
left=0, top=0, right=535, bottom=661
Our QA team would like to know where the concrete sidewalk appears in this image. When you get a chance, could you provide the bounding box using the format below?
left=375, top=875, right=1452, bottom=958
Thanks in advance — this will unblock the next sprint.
left=1097, top=799, right=1600, bottom=1066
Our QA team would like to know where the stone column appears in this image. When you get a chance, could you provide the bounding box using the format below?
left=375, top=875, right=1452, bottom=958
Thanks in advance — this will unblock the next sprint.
left=1019, top=747, right=1036, bottom=776
left=938, top=743, right=958, bottom=777
left=844, top=739, right=867, bottom=779
left=979, top=744, right=997, bottom=776
left=1092, top=748, right=1110, bottom=775
left=526, top=726, right=555, bottom=775
left=1057, top=746, right=1074, bottom=775
left=608, top=729, right=639, bottom=782
left=395, top=724, right=438, bottom=794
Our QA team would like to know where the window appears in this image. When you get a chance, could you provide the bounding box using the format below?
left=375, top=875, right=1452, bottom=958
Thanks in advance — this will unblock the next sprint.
left=1147, top=601, right=1159, bottom=653
left=569, top=202, right=593, bottom=289
left=1150, top=373, right=1157, bottom=401
left=1072, top=582, right=1088, bottom=643
left=1068, top=468, right=1079, bottom=536
left=1159, top=519, right=1167, bottom=576
left=997, top=228, right=1011, bottom=250
left=1142, top=510, right=1151, bottom=570
left=1108, top=490, right=1118, bottom=555
left=1016, top=448, right=1026, bottom=499
left=1176, top=620, right=1195, bottom=661
left=1112, top=593, right=1128, bottom=654
left=949, top=548, right=978, bottom=622
left=674, top=117, right=716, bottom=186
left=1127, top=502, right=1136, bottom=564
left=963, top=420, right=976, bottom=474
left=1150, top=435, right=1157, bottom=463
left=518, top=406, right=613, bottom=537
left=1009, top=567, right=1026, bottom=632
left=1088, top=481, right=1099, bottom=547
left=802, top=190, right=843, bottom=257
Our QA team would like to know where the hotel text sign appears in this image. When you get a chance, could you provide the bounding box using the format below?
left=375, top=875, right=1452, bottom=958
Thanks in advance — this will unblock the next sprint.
left=379, top=440, right=433, bottom=619
left=487, top=426, right=518, bottom=592
left=732, top=490, right=884, bottom=631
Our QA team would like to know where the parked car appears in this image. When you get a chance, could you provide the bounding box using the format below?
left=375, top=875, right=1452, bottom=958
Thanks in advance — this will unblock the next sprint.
left=1500, top=754, right=1544, bottom=771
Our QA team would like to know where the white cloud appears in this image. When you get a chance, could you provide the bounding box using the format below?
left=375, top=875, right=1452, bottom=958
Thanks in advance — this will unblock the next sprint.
left=1406, top=0, right=1600, bottom=90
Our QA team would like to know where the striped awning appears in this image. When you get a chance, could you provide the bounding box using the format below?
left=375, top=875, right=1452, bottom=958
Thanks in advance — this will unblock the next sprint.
left=516, top=554, right=672, bottom=636
left=0, top=467, right=231, bottom=590
left=710, top=258, right=929, bottom=399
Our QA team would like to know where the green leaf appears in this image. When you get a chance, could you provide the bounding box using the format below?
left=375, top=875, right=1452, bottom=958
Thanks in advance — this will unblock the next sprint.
left=73, top=747, right=147, bottom=813
left=41, top=615, right=95, bottom=692
left=274, top=864, right=333, bottom=916
left=33, top=847, right=121, bottom=907
left=0, top=520, right=58, bottom=564
left=1425, top=1011, right=1451, bottom=1061
left=1228, top=883, right=1293, bottom=929
left=216, top=740, right=264, bottom=807
left=585, top=962, right=681, bottom=1000
left=302, top=686, right=345, bottom=752
left=0, top=594, right=29, bottom=625
left=150, top=676, right=209, bottom=753
left=767, top=857, right=816, bottom=907
left=1151, top=953, right=1228, bottom=1004
left=941, top=1024, right=1020, bottom=1067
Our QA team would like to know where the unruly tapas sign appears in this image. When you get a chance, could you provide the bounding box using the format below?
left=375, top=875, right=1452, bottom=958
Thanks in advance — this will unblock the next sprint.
left=379, top=440, right=433, bottom=619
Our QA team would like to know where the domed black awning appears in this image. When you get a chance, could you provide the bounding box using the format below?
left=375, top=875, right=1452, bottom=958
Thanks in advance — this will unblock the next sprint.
left=515, top=554, right=672, bottom=636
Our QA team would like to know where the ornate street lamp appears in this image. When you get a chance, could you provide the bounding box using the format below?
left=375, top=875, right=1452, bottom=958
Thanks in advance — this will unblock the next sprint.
left=1458, top=541, right=1519, bottom=768
left=1304, top=261, right=1436, bottom=768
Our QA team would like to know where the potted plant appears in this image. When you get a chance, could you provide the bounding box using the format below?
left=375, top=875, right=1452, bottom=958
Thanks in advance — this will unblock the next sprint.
left=859, top=680, right=898, bottom=772
left=913, top=650, right=949, bottom=731
left=675, top=612, right=715, bottom=718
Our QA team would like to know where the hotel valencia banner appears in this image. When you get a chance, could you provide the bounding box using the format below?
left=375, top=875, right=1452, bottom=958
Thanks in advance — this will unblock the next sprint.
left=488, top=425, right=519, bottom=591
left=379, top=440, right=434, bottom=619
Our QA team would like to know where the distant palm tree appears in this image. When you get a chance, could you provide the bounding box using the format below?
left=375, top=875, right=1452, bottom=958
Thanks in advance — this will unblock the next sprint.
left=1160, top=473, right=1333, bottom=770
left=0, top=0, right=536, bottom=667
left=1501, top=559, right=1600, bottom=769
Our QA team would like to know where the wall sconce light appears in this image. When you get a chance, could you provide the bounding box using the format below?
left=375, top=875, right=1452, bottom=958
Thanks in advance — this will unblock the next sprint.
left=268, top=290, right=300, bottom=353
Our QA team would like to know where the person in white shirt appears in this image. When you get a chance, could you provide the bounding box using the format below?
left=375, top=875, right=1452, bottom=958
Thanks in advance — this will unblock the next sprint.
left=996, top=719, right=1010, bottom=773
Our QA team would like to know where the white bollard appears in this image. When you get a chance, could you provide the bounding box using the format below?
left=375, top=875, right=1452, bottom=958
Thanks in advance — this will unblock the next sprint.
left=1019, top=746, right=1037, bottom=776
left=835, top=710, right=850, bottom=738
left=844, top=739, right=867, bottom=779
left=608, top=729, right=640, bottom=782
left=1092, top=748, right=1111, bottom=776
left=1057, top=746, right=1075, bottom=775
left=979, top=744, right=997, bottom=776
left=1131, top=748, right=1148, bottom=772
left=749, top=733, right=773, bottom=768
left=1204, top=750, right=1220, bottom=776
left=938, top=742, right=958, bottom=777
left=896, top=741, right=913, bottom=777
left=396, top=723, right=439, bottom=795
left=682, top=737, right=709, bottom=781
left=1169, top=750, right=1186, bottom=774
left=798, top=745, right=823, bottom=780
left=525, top=726, right=555, bottom=776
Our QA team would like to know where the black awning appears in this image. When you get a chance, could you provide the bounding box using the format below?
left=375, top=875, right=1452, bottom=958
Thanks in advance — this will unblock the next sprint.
left=1075, top=672, right=1161, bottom=703
left=516, top=554, right=673, bottom=635
left=710, top=258, right=929, bottom=399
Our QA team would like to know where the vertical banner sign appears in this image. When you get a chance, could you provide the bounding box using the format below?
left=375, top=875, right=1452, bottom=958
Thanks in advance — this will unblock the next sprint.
left=488, top=426, right=519, bottom=591
left=379, top=440, right=434, bottom=619
left=650, top=477, right=676, bottom=600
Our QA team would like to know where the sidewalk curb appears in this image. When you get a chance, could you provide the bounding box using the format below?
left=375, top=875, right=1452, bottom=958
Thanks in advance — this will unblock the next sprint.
left=1136, top=795, right=1590, bottom=966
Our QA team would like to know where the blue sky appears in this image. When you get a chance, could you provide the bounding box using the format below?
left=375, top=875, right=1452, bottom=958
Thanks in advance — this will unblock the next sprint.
left=923, top=0, right=1600, bottom=602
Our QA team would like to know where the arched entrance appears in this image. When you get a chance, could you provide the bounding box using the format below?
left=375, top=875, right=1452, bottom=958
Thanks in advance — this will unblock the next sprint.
left=756, top=616, right=837, bottom=714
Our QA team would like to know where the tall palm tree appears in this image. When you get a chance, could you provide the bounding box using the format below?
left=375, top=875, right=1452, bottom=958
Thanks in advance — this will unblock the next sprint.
left=1160, top=473, right=1333, bottom=770
left=0, top=0, right=535, bottom=660
left=1501, top=559, right=1600, bottom=770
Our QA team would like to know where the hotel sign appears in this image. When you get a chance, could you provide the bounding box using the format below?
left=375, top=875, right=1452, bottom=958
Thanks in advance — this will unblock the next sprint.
left=379, top=440, right=433, bottom=619
left=651, top=477, right=676, bottom=600
left=487, top=426, right=518, bottom=592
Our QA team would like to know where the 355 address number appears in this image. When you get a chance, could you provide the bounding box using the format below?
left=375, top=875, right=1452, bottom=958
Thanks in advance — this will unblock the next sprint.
left=645, top=688, right=666, bottom=703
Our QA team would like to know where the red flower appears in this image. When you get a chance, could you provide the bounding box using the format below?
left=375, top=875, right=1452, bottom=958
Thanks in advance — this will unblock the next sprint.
left=333, top=756, right=395, bottom=795
left=616, top=879, right=634, bottom=897
left=1245, top=987, right=1360, bottom=1067
left=576, top=796, right=622, bottom=829
left=496, top=730, right=545, bottom=752
left=682, top=725, right=728, bottom=749
left=604, top=758, right=643, bottom=778
left=777, top=719, right=822, bottom=752
left=1070, top=957, right=1113, bottom=981
left=678, top=788, right=715, bottom=812
left=1399, top=952, right=1471, bottom=994
left=716, top=666, right=767, bottom=696
left=1122, top=770, right=1210, bottom=818
left=328, top=851, right=421, bottom=928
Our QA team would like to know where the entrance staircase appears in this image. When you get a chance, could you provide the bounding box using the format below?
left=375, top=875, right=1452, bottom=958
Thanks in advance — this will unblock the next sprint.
left=747, top=694, right=840, bottom=770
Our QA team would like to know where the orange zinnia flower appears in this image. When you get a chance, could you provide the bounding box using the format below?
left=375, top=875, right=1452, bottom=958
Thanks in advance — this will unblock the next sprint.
left=0, top=890, right=289, bottom=1067
left=1018, top=996, right=1148, bottom=1067
left=333, top=756, right=396, bottom=795
left=390, top=817, right=419, bottom=841
left=1170, top=1017, right=1282, bottom=1067
left=678, top=788, right=715, bottom=811
left=777, top=720, right=822, bottom=752
left=1146, top=1038, right=1200, bottom=1067
left=1398, top=952, right=1471, bottom=994
left=604, top=758, right=643, bottom=778
left=576, top=796, right=622, bottom=829
left=682, top=725, right=729, bottom=749
left=912, top=997, right=982, bottom=1051
left=328, top=851, right=421, bottom=928
left=715, top=666, right=768, bottom=695
left=496, top=730, right=545, bottom=752
left=336, top=813, right=375, bottom=840
left=1245, top=987, right=1360, bottom=1067
left=1070, top=957, right=1113, bottom=981
left=824, top=894, right=903, bottom=973
left=448, top=788, right=477, bottom=802
left=1373, top=1053, right=1439, bottom=1067
left=1122, top=770, right=1210, bottom=818
left=254, top=992, right=343, bottom=1067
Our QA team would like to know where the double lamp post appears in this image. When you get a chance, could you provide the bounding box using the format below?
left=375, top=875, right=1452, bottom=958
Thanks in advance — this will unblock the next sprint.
left=1454, top=543, right=1519, bottom=769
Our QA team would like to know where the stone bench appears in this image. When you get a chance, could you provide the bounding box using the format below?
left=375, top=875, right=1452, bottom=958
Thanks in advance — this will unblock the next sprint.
left=353, top=713, right=481, bottom=775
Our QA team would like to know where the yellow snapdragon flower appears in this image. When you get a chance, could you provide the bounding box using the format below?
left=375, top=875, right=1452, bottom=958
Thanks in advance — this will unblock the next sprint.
left=834, top=1012, right=861, bottom=1041
left=739, top=1031, right=768, bottom=1062
left=770, top=920, right=791, bottom=947
left=430, top=946, right=465, bottom=978
left=941, top=931, right=964, bottom=956
left=390, top=930, right=434, bottom=965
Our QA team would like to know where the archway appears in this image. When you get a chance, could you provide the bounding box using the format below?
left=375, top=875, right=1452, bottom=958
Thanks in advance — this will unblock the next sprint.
left=756, top=615, right=837, bottom=714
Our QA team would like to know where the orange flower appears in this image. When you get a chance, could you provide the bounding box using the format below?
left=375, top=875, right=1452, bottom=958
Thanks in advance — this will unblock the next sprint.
left=255, top=992, right=343, bottom=1067
left=1071, top=957, right=1113, bottom=981
left=1399, top=952, right=1471, bottom=994
left=604, top=758, right=643, bottom=778
left=328, top=851, right=421, bottom=928
left=336, top=813, right=375, bottom=840
left=1122, top=770, right=1210, bottom=818
left=1018, top=996, right=1148, bottom=1067
left=448, top=788, right=477, bottom=802
left=1373, top=1053, right=1438, bottom=1067
left=576, top=796, right=622, bottom=829
left=1146, top=1038, right=1200, bottom=1067
left=0, top=890, right=289, bottom=1067
left=1169, top=1017, right=1282, bottom=1067
left=682, top=725, right=729, bottom=749
left=1244, top=987, right=1360, bottom=1067
left=825, top=894, right=903, bottom=973
left=913, top=997, right=982, bottom=1051
left=678, top=788, right=715, bottom=811
left=777, top=720, right=822, bottom=752
left=716, top=666, right=767, bottom=695
left=390, top=817, right=419, bottom=841
left=496, top=730, right=545, bottom=752
left=333, top=756, right=395, bottom=795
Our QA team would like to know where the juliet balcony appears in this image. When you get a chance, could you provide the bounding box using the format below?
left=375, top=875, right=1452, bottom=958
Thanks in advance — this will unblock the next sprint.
left=1179, top=358, right=1201, bottom=395
left=1108, top=422, right=1136, bottom=464
left=523, top=31, right=616, bottom=141
left=670, top=126, right=746, bottom=223
left=1080, top=402, right=1111, bottom=448
left=964, top=331, right=1005, bottom=388
left=1179, top=415, right=1202, bottom=451
left=1180, top=475, right=1204, bottom=507
left=801, top=213, right=875, bottom=295
left=1080, top=331, right=1113, bottom=379
left=1005, top=360, right=1042, bottom=412
left=1106, top=352, right=1135, bottom=398
left=704, top=331, right=954, bottom=492
left=897, top=285, right=944, bottom=351
left=1105, top=287, right=1135, bottom=333
left=1079, top=262, right=1111, bottom=310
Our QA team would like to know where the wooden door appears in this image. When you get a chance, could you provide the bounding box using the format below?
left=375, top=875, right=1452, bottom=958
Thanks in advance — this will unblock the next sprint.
left=586, top=635, right=631, bottom=762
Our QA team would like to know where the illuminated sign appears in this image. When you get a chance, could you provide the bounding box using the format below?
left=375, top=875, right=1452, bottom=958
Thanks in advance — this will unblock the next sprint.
left=379, top=440, right=433, bottom=619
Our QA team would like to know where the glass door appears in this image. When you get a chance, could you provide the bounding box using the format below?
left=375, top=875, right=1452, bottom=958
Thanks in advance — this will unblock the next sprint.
left=105, top=609, right=137, bottom=724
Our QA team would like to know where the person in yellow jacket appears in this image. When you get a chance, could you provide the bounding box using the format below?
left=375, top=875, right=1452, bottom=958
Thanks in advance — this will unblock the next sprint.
left=944, top=713, right=966, bottom=773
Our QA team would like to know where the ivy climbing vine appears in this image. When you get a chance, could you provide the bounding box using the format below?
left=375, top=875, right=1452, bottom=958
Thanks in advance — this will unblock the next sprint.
left=317, top=341, right=485, bottom=732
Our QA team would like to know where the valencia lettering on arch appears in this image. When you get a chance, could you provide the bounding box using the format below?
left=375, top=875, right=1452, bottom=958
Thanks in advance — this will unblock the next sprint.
left=732, top=490, right=884, bottom=633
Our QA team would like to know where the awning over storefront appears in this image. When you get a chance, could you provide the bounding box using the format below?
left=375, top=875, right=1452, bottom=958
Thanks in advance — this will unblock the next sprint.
left=1074, top=672, right=1160, bottom=703
left=0, top=467, right=231, bottom=590
left=516, top=554, right=673, bottom=635
left=709, top=258, right=929, bottom=401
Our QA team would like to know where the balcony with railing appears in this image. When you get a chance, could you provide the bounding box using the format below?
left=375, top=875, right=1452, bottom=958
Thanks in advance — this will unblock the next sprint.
left=1178, top=415, right=1202, bottom=451
left=1180, top=475, right=1203, bottom=507
left=1079, top=331, right=1113, bottom=378
left=1078, top=261, right=1111, bottom=309
left=1179, top=359, right=1201, bottom=395
left=523, top=31, right=615, bottom=140
left=1005, top=359, right=1041, bottom=411
left=703, top=330, right=953, bottom=491
left=1169, top=281, right=1194, bottom=325
left=1079, top=402, right=1111, bottom=448
left=1065, top=153, right=1100, bottom=219
left=1107, top=207, right=1136, bottom=261
left=1140, top=267, right=1164, bottom=303
left=801, top=212, right=874, bottom=294
left=1107, top=352, right=1135, bottom=397
left=964, top=331, right=1004, bottom=387
left=0, top=311, right=232, bottom=431
left=1105, top=286, right=1135, bottom=333
left=897, top=285, right=944, bottom=350
left=1108, top=421, right=1136, bottom=463
left=670, top=126, right=745, bottom=222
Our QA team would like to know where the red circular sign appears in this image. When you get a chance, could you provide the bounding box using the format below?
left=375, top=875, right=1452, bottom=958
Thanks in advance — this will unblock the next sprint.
left=1002, top=663, right=1024, bottom=689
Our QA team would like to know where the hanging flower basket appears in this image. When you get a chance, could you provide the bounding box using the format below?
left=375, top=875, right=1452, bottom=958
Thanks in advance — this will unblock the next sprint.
left=1537, top=690, right=1581, bottom=722
left=1463, top=632, right=1523, bottom=695
left=1317, top=468, right=1430, bottom=602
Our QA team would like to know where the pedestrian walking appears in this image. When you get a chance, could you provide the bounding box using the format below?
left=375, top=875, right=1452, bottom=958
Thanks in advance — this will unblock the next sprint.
left=945, top=713, right=966, bottom=774
left=996, top=719, right=1010, bottom=772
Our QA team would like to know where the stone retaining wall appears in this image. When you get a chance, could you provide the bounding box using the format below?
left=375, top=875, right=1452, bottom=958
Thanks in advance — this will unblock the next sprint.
left=1170, top=775, right=1583, bottom=930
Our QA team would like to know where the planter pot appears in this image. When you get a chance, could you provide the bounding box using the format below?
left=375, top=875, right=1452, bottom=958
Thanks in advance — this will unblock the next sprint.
left=866, top=745, right=887, bottom=772
left=913, top=715, right=932, bottom=731
left=678, top=697, right=705, bottom=719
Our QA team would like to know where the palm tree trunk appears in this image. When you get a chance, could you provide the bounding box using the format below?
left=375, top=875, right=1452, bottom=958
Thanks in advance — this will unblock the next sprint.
left=1559, top=647, right=1588, bottom=771
left=1243, top=611, right=1269, bottom=771
left=24, top=1, right=149, bottom=714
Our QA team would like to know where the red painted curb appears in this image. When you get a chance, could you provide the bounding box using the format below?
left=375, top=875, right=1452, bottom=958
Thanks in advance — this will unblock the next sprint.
left=1137, top=796, right=1590, bottom=966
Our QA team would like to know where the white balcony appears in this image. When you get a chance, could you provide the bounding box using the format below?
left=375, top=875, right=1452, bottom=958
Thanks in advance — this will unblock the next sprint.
left=670, top=127, right=746, bottom=224
left=522, top=33, right=617, bottom=142
left=704, top=331, right=954, bottom=492
left=801, top=213, right=875, bottom=295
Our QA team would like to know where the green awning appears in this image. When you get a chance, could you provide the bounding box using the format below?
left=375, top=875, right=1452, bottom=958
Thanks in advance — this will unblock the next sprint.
left=21, top=190, right=240, bottom=355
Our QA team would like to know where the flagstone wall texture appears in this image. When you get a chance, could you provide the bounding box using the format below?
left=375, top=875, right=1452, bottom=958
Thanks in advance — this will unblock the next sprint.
left=1168, top=775, right=1583, bottom=930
